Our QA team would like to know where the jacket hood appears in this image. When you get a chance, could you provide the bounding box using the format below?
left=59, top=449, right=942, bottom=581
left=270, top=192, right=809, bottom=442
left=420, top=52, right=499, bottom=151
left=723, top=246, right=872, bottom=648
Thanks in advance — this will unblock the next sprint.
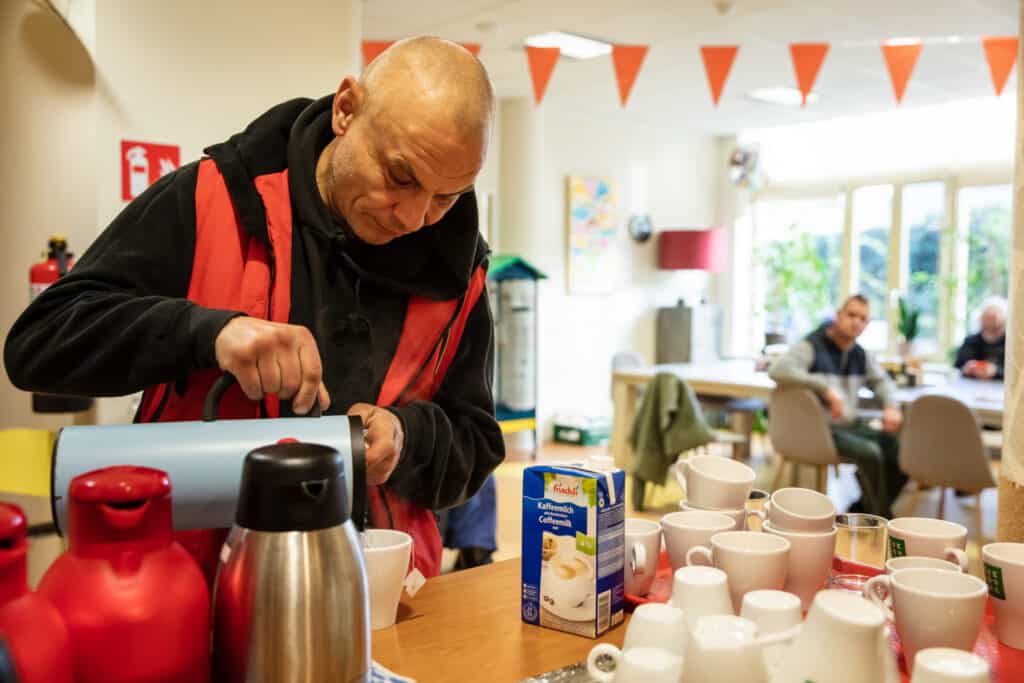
left=205, top=95, right=488, bottom=301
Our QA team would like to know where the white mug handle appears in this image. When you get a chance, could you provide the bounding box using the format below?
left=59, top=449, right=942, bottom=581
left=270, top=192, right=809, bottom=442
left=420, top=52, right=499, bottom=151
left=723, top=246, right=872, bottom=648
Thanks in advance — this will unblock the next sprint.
left=674, top=457, right=688, bottom=497
left=587, top=643, right=623, bottom=683
left=686, top=545, right=713, bottom=567
left=631, top=543, right=648, bottom=577
left=945, top=547, right=969, bottom=572
left=745, top=509, right=767, bottom=530
left=863, top=575, right=895, bottom=621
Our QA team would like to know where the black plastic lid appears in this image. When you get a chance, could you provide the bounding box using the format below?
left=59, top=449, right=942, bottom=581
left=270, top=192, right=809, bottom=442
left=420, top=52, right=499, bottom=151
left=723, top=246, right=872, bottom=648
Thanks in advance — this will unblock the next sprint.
left=235, top=441, right=349, bottom=532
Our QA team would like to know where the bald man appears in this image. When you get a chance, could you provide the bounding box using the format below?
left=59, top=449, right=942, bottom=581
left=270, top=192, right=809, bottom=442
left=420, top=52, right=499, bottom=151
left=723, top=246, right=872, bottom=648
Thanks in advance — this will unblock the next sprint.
left=5, top=37, right=504, bottom=577
left=955, top=299, right=1007, bottom=380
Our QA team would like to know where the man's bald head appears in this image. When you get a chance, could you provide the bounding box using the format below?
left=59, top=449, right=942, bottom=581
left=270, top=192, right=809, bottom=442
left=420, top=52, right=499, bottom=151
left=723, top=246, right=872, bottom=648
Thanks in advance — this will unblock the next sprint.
left=360, top=37, right=495, bottom=140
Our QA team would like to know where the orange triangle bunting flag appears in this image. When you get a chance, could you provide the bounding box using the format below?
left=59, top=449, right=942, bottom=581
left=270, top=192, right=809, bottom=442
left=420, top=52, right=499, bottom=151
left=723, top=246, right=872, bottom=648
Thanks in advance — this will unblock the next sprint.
left=461, top=43, right=482, bottom=57
left=525, top=46, right=560, bottom=105
left=881, top=41, right=923, bottom=104
left=789, top=43, right=829, bottom=106
left=700, top=46, right=739, bottom=106
left=362, top=40, right=394, bottom=66
left=612, top=45, right=650, bottom=107
left=982, top=36, right=1018, bottom=96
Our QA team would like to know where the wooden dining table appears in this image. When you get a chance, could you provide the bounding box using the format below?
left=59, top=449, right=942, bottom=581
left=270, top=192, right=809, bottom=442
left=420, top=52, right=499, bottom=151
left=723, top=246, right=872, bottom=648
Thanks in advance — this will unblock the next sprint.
left=372, top=559, right=627, bottom=682
left=610, top=359, right=1006, bottom=464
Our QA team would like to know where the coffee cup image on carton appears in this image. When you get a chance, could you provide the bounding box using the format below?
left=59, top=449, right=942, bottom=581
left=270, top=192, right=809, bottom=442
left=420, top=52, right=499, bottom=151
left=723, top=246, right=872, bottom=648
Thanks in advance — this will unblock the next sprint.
left=542, top=550, right=595, bottom=612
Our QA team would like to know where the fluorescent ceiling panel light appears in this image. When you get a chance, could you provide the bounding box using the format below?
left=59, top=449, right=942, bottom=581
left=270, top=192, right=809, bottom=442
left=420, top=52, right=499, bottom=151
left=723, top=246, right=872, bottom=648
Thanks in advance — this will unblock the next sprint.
left=523, top=31, right=612, bottom=60
left=748, top=86, right=821, bottom=107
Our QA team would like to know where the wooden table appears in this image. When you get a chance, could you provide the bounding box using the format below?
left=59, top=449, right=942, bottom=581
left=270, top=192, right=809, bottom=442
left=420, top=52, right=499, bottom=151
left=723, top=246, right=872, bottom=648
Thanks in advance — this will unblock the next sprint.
left=611, top=360, right=1006, bottom=465
left=372, top=560, right=625, bottom=682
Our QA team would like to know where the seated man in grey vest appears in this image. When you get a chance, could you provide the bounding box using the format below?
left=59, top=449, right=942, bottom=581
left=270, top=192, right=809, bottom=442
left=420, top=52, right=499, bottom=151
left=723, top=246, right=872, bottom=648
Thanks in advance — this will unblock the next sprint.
left=770, top=294, right=908, bottom=518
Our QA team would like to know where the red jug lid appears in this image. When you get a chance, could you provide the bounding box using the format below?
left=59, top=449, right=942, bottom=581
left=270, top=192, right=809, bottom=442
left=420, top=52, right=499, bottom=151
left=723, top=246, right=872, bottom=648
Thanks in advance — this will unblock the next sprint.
left=0, top=505, right=26, bottom=547
left=69, top=466, right=170, bottom=503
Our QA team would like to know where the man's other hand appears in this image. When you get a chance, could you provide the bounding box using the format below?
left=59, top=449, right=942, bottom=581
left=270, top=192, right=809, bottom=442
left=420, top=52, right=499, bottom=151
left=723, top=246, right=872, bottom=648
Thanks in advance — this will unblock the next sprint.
left=214, top=317, right=330, bottom=415
left=882, top=406, right=903, bottom=433
left=347, top=404, right=404, bottom=485
left=824, top=388, right=845, bottom=421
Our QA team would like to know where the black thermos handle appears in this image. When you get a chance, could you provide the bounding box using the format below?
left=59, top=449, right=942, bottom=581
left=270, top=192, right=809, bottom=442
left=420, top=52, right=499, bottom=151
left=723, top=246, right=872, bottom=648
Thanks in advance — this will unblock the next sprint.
left=202, top=372, right=322, bottom=422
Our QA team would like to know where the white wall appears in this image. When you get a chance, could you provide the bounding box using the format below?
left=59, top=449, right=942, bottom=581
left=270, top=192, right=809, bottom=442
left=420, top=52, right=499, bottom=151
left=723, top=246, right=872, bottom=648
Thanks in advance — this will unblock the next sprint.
left=498, top=98, right=716, bottom=434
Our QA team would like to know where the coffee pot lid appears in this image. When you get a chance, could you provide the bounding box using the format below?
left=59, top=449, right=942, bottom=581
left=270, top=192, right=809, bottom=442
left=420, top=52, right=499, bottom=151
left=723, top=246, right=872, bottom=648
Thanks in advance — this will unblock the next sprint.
left=0, top=504, right=26, bottom=548
left=236, top=441, right=349, bottom=532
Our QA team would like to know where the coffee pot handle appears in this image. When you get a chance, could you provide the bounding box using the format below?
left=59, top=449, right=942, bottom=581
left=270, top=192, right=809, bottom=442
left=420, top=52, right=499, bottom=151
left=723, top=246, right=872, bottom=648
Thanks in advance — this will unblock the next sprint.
left=203, top=372, right=322, bottom=421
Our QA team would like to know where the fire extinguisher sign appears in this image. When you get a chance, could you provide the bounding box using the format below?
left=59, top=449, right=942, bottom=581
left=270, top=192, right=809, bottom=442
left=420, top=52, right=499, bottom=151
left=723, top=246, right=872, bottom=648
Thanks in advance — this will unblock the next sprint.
left=120, top=140, right=180, bottom=201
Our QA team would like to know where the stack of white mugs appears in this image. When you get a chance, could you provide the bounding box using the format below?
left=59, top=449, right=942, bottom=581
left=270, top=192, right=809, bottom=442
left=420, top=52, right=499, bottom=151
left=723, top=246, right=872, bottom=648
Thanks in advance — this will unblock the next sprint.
left=604, top=453, right=1015, bottom=682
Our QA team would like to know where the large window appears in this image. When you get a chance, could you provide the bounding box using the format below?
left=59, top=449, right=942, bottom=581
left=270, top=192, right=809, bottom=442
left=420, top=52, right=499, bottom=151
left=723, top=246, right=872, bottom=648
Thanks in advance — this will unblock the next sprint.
left=753, top=196, right=844, bottom=343
left=960, top=184, right=1011, bottom=322
left=852, top=185, right=893, bottom=351
left=902, top=182, right=946, bottom=355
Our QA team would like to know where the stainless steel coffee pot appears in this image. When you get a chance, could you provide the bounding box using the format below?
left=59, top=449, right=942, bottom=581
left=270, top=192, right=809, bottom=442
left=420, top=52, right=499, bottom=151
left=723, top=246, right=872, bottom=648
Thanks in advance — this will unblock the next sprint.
left=213, top=441, right=370, bottom=682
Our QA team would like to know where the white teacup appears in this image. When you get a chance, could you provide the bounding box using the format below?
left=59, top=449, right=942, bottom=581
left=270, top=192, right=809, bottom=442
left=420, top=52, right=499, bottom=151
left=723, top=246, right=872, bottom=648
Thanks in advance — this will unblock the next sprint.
left=754, top=487, right=836, bottom=533
left=686, top=530, right=790, bottom=611
left=675, top=454, right=756, bottom=511
left=624, top=519, right=661, bottom=597
left=762, top=520, right=838, bottom=610
left=669, top=565, right=734, bottom=629
left=982, top=541, right=1024, bottom=649
left=911, top=648, right=992, bottom=683
left=780, top=590, right=899, bottom=683
left=740, top=589, right=802, bottom=636
left=586, top=645, right=683, bottom=683
left=887, top=517, right=969, bottom=571
left=621, top=603, right=687, bottom=655
left=864, top=568, right=988, bottom=674
left=679, top=500, right=755, bottom=531
left=660, top=510, right=736, bottom=571
left=541, top=552, right=593, bottom=611
left=886, top=556, right=962, bottom=574
left=682, top=615, right=775, bottom=683
left=362, top=529, right=413, bottom=630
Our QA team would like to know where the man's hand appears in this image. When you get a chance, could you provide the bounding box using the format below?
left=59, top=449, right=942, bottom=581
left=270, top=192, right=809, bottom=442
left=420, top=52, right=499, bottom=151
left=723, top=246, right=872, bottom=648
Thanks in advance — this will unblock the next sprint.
left=882, top=406, right=903, bottom=433
left=214, top=317, right=330, bottom=415
left=824, top=388, right=845, bottom=421
left=962, top=360, right=980, bottom=378
left=348, top=403, right=404, bottom=485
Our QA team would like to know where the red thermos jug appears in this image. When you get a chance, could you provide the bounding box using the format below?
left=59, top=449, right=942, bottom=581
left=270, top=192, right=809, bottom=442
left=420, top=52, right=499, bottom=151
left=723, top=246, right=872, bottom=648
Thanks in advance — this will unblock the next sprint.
left=0, top=503, right=73, bottom=683
left=38, top=467, right=211, bottom=683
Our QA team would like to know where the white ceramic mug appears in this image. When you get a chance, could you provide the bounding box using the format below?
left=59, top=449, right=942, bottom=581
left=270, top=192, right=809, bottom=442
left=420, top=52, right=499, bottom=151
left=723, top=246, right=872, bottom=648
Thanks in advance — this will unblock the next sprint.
left=686, top=530, right=790, bottom=611
left=675, top=454, right=755, bottom=510
left=740, top=589, right=802, bottom=636
left=762, top=520, right=838, bottom=610
left=362, top=529, right=413, bottom=630
left=887, top=518, right=969, bottom=571
left=586, top=645, right=683, bottom=683
left=660, top=510, right=736, bottom=571
left=682, top=615, right=780, bottom=683
left=755, top=487, right=836, bottom=533
left=622, top=602, right=687, bottom=655
left=669, top=565, right=734, bottom=629
left=982, top=541, right=1024, bottom=649
left=864, top=568, right=987, bottom=674
left=780, top=589, right=899, bottom=683
left=679, top=500, right=755, bottom=531
left=624, top=518, right=661, bottom=597
left=911, top=648, right=992, bottom=683
left=886, top=556, right=962, bottom=574
left=541, top=552, right=594, bottom=611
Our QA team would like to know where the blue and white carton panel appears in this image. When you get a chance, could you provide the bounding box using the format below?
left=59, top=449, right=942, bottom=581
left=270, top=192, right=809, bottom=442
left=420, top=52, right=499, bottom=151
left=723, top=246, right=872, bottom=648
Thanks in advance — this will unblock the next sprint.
left=521, top=462, right=625, bottom=638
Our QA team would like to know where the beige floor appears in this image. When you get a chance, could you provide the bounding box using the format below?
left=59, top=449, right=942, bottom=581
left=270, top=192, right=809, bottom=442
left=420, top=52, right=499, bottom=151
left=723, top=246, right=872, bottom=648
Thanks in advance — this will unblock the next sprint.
left=493, top=437, right=999, bottom=576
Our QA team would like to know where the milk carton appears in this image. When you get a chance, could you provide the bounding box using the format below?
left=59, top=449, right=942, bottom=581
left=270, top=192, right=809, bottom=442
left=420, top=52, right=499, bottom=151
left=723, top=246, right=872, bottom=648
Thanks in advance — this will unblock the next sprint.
left=521, top=458, right=625, bottom=638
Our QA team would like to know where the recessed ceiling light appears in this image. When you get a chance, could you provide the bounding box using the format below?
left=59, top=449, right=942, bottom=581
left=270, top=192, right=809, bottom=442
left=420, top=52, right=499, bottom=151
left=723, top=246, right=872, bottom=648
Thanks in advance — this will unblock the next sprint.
left=748, top=86, right=821, bottom=107
left=523, top=31, right=612, bottom=60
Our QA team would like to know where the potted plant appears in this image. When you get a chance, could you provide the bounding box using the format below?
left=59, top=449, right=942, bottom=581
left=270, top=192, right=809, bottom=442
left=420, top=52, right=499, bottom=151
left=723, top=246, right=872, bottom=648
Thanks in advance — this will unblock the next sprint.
left=897, top=296, right=920, bottom=358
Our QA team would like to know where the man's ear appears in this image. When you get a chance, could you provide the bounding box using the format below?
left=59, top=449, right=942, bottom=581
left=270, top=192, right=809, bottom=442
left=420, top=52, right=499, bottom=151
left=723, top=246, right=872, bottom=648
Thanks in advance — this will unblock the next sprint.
left=332, top=76, right=363, bottom=136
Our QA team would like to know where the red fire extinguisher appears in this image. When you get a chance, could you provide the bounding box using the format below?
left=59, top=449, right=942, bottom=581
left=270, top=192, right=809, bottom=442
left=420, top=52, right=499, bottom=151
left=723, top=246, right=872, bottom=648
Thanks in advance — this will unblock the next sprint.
left=29, top=235, right=74, bottom=302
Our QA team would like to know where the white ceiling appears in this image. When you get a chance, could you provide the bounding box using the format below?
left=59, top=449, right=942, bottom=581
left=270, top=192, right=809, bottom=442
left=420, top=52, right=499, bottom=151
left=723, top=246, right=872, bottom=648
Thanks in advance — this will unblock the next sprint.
left=363, top=0, right=1019, bottom=132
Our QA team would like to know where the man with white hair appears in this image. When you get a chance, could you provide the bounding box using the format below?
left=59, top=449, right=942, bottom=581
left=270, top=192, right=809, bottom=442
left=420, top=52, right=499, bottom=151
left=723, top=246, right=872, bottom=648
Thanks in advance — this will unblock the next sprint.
left=955, top=298, right=1007, bottom=380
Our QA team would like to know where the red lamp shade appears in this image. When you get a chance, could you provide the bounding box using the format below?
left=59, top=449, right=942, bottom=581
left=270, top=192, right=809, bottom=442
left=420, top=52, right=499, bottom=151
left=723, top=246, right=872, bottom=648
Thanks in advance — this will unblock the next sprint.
left=657, top=229, right=728, bottom=272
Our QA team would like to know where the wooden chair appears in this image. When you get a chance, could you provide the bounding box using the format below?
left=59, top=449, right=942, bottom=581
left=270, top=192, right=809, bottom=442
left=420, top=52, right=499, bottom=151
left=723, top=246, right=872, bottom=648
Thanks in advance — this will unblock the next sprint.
left=899, top=394, right=995, bottom=540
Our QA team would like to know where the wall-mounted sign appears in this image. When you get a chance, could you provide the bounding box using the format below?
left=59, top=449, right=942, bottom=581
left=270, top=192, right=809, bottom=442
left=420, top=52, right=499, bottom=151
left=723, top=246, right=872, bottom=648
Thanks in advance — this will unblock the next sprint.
left=121, top=140, right=180, bottom=201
